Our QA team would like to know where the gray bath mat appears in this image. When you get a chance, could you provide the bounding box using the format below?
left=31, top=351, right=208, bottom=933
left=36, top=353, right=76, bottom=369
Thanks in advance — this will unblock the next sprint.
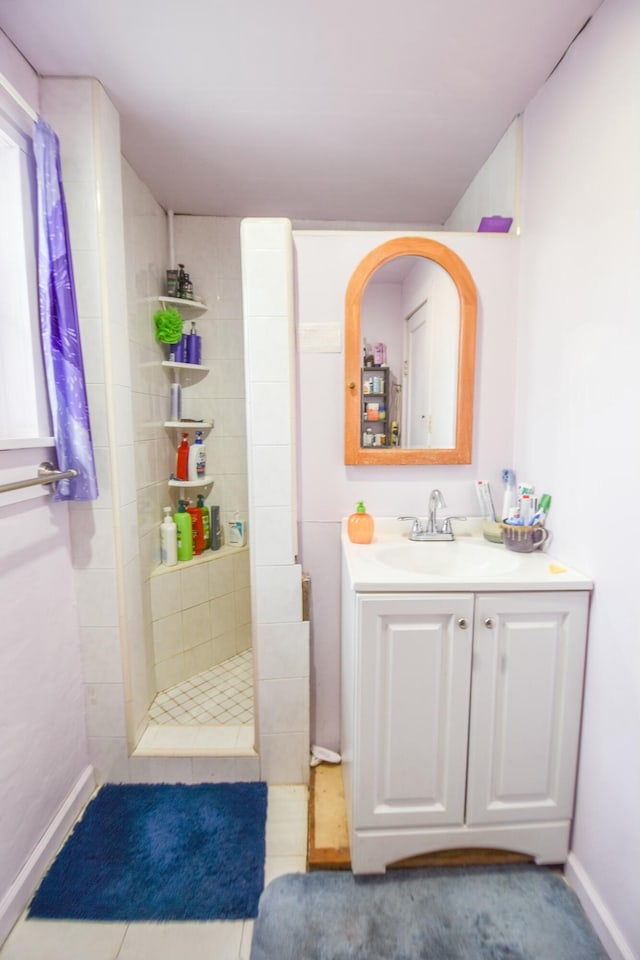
left=250, top=864, right=608, bottom=959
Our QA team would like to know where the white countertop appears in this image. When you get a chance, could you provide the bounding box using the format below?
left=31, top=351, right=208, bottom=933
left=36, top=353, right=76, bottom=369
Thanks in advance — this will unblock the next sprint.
left=342, top=517, right=593, bottom=593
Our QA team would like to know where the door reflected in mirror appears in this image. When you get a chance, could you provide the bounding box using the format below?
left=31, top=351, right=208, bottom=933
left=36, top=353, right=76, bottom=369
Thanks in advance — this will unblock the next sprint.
left=345, top=237, right=477, bottom=466
left=362, top=256, right=459, bottom=450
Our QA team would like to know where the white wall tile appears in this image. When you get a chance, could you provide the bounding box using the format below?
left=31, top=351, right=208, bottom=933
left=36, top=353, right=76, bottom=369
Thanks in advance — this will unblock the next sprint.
left=243, top=251, right=290, bottom=317
left=182, top=601, right=211, bottom=650
left=149, top=569, right=182, bottom=620
left=210, top=593, right=235, bottom=638
left=80, top=626, right=123, bottom=684
left=89, top=736, right=131, bottom=785
left=84, top=682, right=127, bottom=738
left=181, top=562, right=209, bottom=609
left=74, top=568, right=119, bottom=627
left=119, top=499, right=139, bottom=566
left=259, top=678, right=309, bottom=735
left=208, top=555, right=235, bottom=598
left=212, top=630, right=237, bottom=665
left=246, top=315, right=291, bottom=382
left=259, top=732, right=310, bottom=785
left=152, top=611, right=183, bottom=662
left=255, top=565, right=303, bottom=623
left=252, top=445, right=292, bottom=507
left=69, top=507, right=116, bottom=569
left=248, top=382, right=291, bottom=444
left=257, top=622, right=310, bottom=680
left=253, top=506, right=296, bottom=565
left=155, top=653, right=186, bottom=691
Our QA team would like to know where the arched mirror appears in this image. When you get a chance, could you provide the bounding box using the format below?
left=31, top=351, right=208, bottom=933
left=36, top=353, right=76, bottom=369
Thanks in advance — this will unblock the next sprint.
left=344, top=237, right=477, bottom=465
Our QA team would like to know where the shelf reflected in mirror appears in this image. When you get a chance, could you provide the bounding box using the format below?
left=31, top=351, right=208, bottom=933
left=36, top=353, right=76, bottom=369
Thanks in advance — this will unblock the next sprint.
left=344, top=237, right=477, bottom=466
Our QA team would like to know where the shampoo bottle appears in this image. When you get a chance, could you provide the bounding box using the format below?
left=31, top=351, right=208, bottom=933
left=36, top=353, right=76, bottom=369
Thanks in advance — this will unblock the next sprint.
left=160, top=507, right=178, bottom=566
left=196, top=494, right=211, bottom=550
left=348, top=501, right=374, bottom=544
left=187, top=321, right=201, bottom=364
left=188, top=431, right=206, bottom=481
left=174, top=500, right=193, bottom=561
left=185, top=499, right=205, bottom=555
left=175, top=433, right=190, bottom=481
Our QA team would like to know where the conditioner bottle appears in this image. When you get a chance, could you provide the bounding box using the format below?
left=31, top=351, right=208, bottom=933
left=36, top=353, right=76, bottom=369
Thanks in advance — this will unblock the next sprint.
left=174, top=500, right=193, bottom=561
left=160, top=507, right=178, bottom=566
left=196, top=494, right=211, bottom=550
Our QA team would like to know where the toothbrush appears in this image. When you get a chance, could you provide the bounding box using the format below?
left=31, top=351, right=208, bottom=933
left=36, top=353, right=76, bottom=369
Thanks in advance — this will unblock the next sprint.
left=530, top=493, right=552, bottom=526
left=501, top=468, right=516, bottom=521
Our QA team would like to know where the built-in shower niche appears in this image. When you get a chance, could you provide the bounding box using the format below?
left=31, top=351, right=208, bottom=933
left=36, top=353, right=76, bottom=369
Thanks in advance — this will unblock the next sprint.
left=141, top=546, right=254, bottom=754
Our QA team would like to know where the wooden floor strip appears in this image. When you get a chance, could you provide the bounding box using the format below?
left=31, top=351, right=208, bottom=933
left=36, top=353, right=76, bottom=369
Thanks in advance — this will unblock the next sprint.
left=307, top=763, right=533, bottom=872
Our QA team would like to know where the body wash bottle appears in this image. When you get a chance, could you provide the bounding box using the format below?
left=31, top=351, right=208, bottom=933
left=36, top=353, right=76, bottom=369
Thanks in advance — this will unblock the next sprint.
left=175, top=433, right=190, bottom=481
left=348, top=501, right=374, bottom=543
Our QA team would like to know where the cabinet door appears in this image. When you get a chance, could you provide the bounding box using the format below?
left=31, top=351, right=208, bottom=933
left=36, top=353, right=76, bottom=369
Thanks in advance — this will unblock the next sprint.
left=466, top=592, right=588, bottom=826
left=354, top=593, right=474, bottom=829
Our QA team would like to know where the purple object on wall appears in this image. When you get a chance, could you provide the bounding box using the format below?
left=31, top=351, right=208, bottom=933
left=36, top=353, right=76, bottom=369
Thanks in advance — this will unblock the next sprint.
left=478, top=216, right=513, bottom=233
left=33, top=118, right=98, bottom=501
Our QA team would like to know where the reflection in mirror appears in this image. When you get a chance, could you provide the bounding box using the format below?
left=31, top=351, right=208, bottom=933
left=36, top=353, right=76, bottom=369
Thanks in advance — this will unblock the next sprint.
left=361, top=256, right=459, bottom=450
left=344, top=237, right=476, bottom=466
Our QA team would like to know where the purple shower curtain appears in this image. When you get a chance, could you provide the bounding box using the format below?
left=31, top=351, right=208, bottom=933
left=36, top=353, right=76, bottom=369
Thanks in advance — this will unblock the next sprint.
left=33, top=117, right=98, bottom=501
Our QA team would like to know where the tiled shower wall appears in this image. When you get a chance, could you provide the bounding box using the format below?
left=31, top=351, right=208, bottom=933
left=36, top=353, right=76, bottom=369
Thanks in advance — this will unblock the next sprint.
left=121, top=184, right=252, bottom=692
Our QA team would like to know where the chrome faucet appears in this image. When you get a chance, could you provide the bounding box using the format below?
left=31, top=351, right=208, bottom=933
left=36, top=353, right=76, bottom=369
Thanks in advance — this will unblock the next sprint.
left=399, top=489, right=463, bottom=541
left=427, top=488, right=446, bottom=533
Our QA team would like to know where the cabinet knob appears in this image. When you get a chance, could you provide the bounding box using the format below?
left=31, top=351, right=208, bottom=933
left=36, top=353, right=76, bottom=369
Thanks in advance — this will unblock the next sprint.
left=484, top=617, right=494, bottom=628
left=347, top=380, right=356, bottom=390
left=457, top=618, right=468, bottom=629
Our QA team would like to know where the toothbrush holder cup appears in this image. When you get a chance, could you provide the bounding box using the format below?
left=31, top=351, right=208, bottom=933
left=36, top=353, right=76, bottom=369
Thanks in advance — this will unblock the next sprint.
left=500, top=523, right=550, bottom=553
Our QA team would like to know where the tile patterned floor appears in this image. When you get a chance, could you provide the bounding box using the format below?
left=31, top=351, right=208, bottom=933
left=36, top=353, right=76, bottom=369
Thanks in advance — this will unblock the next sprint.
left=0, top=784, right=308, bottom=960
left=149, top=650, right=253, bottom=726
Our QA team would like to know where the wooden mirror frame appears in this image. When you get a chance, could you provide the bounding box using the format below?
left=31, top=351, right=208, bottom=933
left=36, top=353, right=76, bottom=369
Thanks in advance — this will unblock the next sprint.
left=344, top=237, right=477, bottom=465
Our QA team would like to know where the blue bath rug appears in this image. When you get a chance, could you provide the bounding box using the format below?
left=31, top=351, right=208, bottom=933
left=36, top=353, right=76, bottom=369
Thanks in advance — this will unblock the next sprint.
left=28, top=782, right=268, bottom=921
left=250, top=865, right=609, bottom=960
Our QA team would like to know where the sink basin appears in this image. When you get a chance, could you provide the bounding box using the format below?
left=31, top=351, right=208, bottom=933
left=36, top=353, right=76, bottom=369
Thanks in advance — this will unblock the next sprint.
left=375, top=540, right=521, bottom=577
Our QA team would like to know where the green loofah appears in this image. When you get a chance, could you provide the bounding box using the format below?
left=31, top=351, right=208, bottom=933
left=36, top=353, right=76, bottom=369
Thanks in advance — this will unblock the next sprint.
left=154, top=307, right=183, bottom=343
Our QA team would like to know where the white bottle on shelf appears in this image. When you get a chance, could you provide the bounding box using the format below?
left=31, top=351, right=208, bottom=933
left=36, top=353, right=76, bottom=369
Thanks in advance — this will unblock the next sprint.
left=188, top=430, right=207, bottom=481
left=160, top=507, right=178, bottom=566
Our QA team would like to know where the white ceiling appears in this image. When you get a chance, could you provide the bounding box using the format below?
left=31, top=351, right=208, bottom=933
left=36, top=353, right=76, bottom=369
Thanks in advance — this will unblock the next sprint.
left=0, top=0, right=601, bottom=224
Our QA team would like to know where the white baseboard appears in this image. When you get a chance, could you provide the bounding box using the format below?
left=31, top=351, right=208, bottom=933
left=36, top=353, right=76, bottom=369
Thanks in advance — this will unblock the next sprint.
left=0, top=765, right=95, bottom=946
left=565, top=852, right=636, bottom=960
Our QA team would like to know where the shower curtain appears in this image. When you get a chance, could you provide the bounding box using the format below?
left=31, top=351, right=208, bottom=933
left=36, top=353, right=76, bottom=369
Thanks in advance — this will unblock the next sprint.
left=33, top=117, right=98, bottom=501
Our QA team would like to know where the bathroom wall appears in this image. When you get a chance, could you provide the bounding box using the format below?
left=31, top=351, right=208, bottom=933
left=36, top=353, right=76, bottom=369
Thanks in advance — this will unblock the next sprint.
left=0, top=40, right=93, bottom=944
left=514, top=0, right=639, bottom=956
left=445, top=116, right=521, bottom=233
left=293, top=229, right=520, bottom=748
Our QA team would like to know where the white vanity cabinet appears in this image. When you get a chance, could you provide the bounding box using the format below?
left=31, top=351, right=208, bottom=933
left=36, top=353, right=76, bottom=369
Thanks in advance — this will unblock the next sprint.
left=341, top=582, right=590, bottom=873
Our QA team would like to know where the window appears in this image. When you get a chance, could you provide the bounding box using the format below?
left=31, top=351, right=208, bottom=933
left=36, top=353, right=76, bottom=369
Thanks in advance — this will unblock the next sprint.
left=0, top=106, right=52, bottom=448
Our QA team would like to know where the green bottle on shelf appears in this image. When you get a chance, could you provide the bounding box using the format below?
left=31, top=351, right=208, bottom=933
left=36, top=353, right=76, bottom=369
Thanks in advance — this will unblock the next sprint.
left=174, top=499, right=193, bottom=561
left=197, top=494, right=211, bottom=550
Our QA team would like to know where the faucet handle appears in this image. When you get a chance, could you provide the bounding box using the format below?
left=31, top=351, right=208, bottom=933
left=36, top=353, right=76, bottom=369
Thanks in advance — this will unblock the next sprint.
left=398, top=516, right=423, bottom=537
left=441, top=515, right=468, bottom=534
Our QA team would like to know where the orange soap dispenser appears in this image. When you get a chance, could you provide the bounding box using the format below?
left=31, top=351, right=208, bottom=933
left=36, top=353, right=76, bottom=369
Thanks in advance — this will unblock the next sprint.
left=348, top=501, right=374, bottom=544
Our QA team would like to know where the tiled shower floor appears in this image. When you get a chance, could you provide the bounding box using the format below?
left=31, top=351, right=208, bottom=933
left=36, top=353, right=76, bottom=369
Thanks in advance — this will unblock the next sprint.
left=149, top=650, right=253, bottom=726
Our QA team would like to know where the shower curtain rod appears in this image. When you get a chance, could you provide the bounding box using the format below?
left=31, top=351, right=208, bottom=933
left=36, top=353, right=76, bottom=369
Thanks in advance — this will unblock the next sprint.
left=0, top=70, right=38, bottom=122
left=0, top=461, right=78, bottom=495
